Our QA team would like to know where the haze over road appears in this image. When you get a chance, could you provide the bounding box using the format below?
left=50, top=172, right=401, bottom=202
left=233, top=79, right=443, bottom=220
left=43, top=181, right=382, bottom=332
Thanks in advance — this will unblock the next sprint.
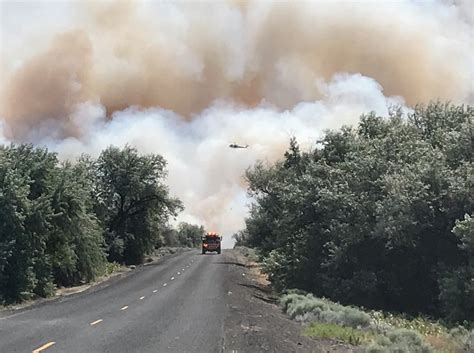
left=0, top=250, right=228, bottom=353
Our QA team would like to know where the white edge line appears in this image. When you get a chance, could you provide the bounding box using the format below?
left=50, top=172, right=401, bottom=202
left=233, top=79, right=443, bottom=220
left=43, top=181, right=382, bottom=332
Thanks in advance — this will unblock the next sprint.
left=90, top=319, right=103, bottom=326
left=32, top=341, right=56, bottom=353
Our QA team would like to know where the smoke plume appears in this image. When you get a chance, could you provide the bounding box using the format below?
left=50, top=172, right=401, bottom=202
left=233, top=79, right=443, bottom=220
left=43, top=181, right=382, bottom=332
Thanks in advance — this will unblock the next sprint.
left=1, top=0, right=472, bottom=247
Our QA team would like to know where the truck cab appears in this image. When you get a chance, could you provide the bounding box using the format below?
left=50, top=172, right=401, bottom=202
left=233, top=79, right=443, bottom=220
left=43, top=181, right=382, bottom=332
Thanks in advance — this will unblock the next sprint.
left=202, top=232, right=221, bottom=254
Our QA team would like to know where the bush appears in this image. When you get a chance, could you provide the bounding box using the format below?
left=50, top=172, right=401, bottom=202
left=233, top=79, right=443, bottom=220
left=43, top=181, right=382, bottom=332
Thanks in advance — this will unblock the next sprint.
left=281, top=292, right=371, bottom=328
left=438, top=214, right=474, bottom=322
left=104, top=262, right=121, bottom=276
left=366, top=329, right=434, bottom=353
left=281, top=290, right=472, bottom=352
left=234, top=246, right=259, bottom=262
left=304, top=322, right=372, bottom=345
left=279, top=293, right=305, bottom=311
left=368, top=311, right=446, bottom=335
left=449, top=327, right=474, bottom=351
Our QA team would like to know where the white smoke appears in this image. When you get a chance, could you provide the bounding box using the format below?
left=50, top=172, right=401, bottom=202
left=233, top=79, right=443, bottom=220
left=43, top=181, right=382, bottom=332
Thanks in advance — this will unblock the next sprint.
left=0, top=122, right=8, bottom=146
left=35, top=74, right=403, bottom=248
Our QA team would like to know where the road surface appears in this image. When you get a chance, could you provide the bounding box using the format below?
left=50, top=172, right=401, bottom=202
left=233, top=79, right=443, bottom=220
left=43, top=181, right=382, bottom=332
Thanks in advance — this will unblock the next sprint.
left=0, top=250, right=322, bottom=353
left=0, top=250, right=229, bottom=353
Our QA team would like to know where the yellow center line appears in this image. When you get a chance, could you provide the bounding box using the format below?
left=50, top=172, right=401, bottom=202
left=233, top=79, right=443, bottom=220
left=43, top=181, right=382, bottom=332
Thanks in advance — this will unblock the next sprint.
left=121, top=306, right=129, bottom=311
left=32, top=341, right=56, bottom=353
left=139, top=296, right=145, bottom=300
left=90, top=319, right=103, bottom=326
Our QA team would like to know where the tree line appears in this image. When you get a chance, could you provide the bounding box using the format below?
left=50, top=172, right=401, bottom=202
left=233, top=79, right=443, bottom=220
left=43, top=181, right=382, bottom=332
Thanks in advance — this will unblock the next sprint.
left=237, top=102, right=473, bottom=323
left=0, top=145, right=202, bottom=304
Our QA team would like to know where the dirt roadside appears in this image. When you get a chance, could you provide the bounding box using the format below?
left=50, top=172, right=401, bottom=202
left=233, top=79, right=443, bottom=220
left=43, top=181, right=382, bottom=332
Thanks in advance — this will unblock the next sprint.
left=222, top=249, right=358, bottom=353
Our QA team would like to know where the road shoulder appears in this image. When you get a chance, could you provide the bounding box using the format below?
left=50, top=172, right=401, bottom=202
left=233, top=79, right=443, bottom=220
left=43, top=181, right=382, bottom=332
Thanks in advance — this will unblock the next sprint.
left=222, top=249, right=323, bottom=353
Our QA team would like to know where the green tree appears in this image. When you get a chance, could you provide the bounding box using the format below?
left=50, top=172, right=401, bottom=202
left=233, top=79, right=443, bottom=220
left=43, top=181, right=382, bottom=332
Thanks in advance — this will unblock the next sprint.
left=439, top=214, right=474, bottom=321
left=94, top=145, right=182, bottom=264
left=176, top=222, right=204, bottom=247
left=161, top=226, right=180, bottom=247
left=0, top=145, right=106, bottom=303
left=242, top=102, right=473, bottom=322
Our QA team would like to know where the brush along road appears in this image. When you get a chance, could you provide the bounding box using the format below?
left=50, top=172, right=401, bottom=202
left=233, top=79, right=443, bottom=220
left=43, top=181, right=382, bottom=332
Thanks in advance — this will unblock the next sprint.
left=0, top=250, right=320, bottom=353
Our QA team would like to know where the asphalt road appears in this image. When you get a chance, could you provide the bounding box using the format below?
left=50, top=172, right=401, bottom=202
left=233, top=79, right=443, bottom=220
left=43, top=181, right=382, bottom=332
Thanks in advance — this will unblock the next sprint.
left=0, top=250, right=229, bottom=353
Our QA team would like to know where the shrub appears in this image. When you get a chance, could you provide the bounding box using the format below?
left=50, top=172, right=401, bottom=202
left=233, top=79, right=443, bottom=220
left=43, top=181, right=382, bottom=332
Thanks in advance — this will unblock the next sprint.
left=449, top=327, right=474, bottom=351
left=342, top=307, right=373, bottom=328
left=281, top=292, right=371, bottom=328
left=279, top=293, right=306, bottom=311
left=304, top=322, right=372, bottom=345
left=366, top=329, right=434, bottom=353
left=368, top=310, right=446, bottom=335
left=234, top=246, right=259, bottom=261
left=104, top=262, right=121, bottom=276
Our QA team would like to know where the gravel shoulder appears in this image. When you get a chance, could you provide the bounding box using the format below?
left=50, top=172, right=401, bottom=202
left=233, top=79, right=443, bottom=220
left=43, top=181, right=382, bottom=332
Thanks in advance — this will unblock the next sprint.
left=222, top=249, right=327, bottom=353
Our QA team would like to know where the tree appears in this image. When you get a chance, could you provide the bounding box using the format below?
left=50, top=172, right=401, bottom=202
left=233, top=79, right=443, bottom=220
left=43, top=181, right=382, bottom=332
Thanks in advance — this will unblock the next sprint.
left=0, top=145, right=106, bottom=303
left=94, top=145, right=182, bottom=264
left=242, top=102, right=473, bottom=321
left=438, top=214, right=474, bottom=321
left=0, top=144, right=182, bottom=303
left=176, top=222, right=204, bottom=247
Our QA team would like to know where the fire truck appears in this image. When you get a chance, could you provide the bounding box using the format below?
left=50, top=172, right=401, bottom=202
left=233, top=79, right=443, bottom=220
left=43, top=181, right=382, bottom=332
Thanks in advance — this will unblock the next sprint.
left=201, top=231, right=221, bottom=254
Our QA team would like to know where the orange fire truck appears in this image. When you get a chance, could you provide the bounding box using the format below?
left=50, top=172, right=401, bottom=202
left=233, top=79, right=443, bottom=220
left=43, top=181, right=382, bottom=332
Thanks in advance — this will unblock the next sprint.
left=201, top=231, right=221, bottom=254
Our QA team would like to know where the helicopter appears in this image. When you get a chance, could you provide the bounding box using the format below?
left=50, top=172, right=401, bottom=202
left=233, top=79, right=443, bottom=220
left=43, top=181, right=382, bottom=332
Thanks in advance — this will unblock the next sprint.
left=229, top=143, right=249, bottom=149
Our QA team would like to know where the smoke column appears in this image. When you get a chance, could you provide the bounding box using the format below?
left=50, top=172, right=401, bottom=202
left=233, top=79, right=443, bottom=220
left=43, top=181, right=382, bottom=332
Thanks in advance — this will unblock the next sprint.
left=1, top=0, right=472, bottom=247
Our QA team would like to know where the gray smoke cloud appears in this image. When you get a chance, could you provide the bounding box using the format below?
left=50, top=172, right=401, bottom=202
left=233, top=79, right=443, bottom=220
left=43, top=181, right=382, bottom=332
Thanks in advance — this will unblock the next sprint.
left=0, top=0, right=472, bottom=246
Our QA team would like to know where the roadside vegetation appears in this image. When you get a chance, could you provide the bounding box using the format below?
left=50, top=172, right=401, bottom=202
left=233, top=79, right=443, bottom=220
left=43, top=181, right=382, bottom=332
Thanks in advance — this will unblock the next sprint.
left=236, top=102, right=473, bottom=350
left=0, top=144, right=200, bottom=304
left=161, top=222, right=205, bottom=248
left=281, top=291, right=473, bottom=352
